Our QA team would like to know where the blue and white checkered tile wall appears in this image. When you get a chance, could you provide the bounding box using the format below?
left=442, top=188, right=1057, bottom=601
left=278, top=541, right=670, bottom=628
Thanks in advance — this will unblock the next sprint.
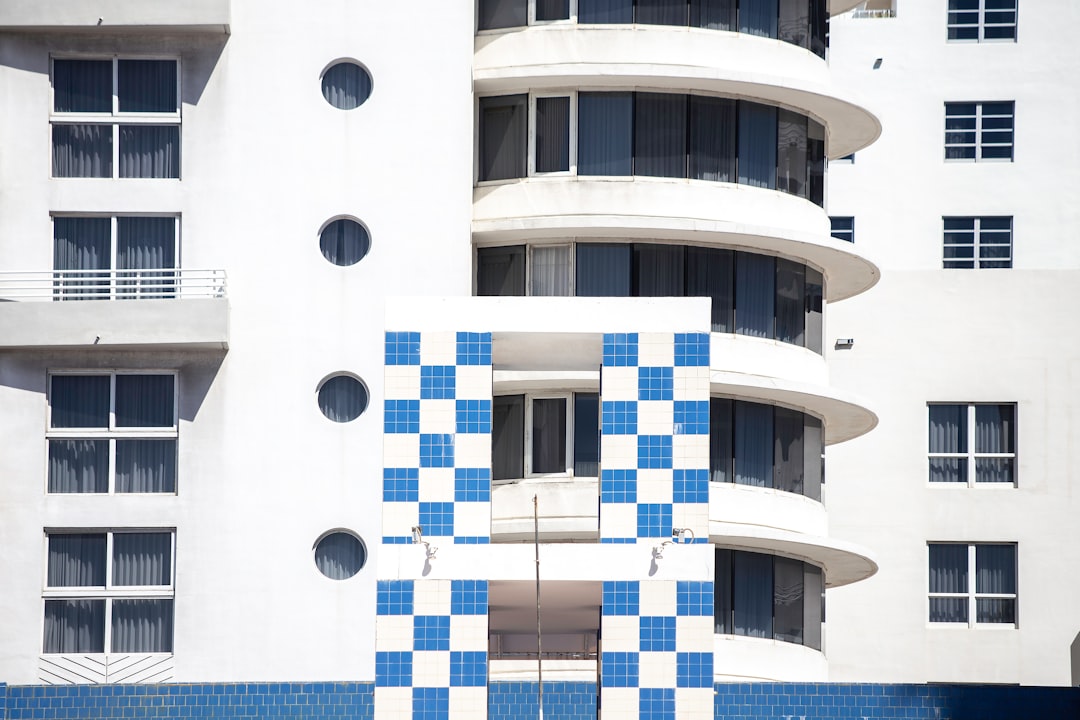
left=378, top=331, right=492, bottom=720
left=374, top=579, right=488, bottom=720
left=600, top=580, right=714, bottom=720
left=382, top=331, right=492, bottom=546
left=599, top=333, right=711, bottom=544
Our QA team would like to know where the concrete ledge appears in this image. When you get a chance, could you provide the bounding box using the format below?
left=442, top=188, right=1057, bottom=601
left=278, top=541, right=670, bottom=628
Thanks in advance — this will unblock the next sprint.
left=0, top=0, right=230, bottom=33
left=0, top=298, right=229, bottom=350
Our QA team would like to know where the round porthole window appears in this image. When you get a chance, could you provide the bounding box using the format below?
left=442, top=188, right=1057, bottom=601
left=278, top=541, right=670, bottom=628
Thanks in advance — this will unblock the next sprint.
left=320, top=218, right=371, bottom=267
left=317, top=374, right=369, bottom=423
left=314, top=531, right=366, bottom=580
left=321, top=61, right=372, bottom=110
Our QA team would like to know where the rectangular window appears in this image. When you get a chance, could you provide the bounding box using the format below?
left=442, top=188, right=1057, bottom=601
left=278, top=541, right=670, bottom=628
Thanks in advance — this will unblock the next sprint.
left=492, top=393, right=599, bottom=480
left=53, top=216, right=179, bottom=300
left=943, top=216, right=1012, bottom=269
left=44, top=530, right=175, bottom=653
left=928, top=403, right=1016, bottom=485
left=479, top=0, right=527, bottom=29
left=829, top=216, right=854, bottom=243
left=578, top=92, right=633, bottom=175
left=52, top=58, right=180, bottom=179
left=477, top=245, right=526, bottom=296
left=947, top=0, right=1017, bottom=42
left=48, top=373, right=178, bottom=494
left=576, top=243, right=632, bottom=296
left=479, top=95, right=528, bottom=181
left=929, top=543, right=1016, bottom=625
left=634, top=92, right=688, bottom=178
left=535, top=96, right=571, bottom=173
left=688, top=95, right=737, bottom=182
left=530, top=244, right=573, bottom=296
left=536, top=0, right=572, bottom=21
left=945, top=102, right=1014, bottom=161
left=578, top=0, right=634, bottom=24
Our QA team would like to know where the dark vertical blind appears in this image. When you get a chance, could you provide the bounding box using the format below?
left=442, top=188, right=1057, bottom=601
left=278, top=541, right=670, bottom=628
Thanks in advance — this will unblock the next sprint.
left=536, top=96, right=571, bottom=173
left=578, top=93, right=633, bottom=175
left=479, top=95, right=527, bottom=181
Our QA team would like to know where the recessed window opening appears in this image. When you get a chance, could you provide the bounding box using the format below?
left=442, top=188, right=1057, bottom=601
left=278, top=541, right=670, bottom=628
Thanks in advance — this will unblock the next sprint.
left=321, top=61, right=373, bottom=109
left=479, top=91, right=826, bottom=207
left=943, top=217, right=1012, bottom=269
left=947, top=0, right=1017, bottom=42
left=44, top=530, right=176, bottom=654
left=51, top=57, right=181, bottom=179
left=314, top=531, right=367, bottom=580
left=319, top=218, right=371, bottom=266
left=492, top=393, right=599, bottom=481
left=929, top=543, right=1016, bottom=625
left=709, top=397, right=824, bottom=501
left=945, top=102, right=1014, bottom=161
left=714, top=548, right=824, bottom=650
left=317, top=374, right=370, bottom=423
left=476, top=242, right=824, bottom=354
left=47, top=373, right=178, bottom=494
left=52, top=216, right=179, bottom=300
left=478, top=0, right=828, bottom=57
left=829, top=216, right=854, bottom=243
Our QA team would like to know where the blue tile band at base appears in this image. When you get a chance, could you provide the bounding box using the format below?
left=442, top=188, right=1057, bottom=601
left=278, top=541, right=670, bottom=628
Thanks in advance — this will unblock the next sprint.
left=488, top=682, right=598, bottom=720
left=0, top=681, right=1078, bottom=719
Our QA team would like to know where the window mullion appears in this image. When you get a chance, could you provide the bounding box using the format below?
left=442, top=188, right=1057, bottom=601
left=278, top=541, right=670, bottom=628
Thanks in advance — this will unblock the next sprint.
left=967, top=404, right=977, bottom=486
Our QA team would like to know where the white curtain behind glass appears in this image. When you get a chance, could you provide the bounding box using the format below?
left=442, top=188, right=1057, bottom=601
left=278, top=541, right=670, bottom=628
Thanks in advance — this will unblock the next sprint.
left=530, top=246, right=572, bottom=296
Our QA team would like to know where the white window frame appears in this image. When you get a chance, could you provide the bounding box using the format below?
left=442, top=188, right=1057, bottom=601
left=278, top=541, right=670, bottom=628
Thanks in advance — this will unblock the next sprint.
left=946, top=0, right=1018, bottom=43
left=50, top=55, right=182, bottom=179
left=46, top=371, right=179, bottom=495
left=524, top=394, right=575, bottom=477
left=927, top=403, right=1016, bottom=487
left=944, top=102, right=1014, bottom=162
left=42, top=529, right=176, bottom=655
left=51, top=214, right=181, bottom=299
left=942, top=216, right=1013, bottom=269
left=527, top=92, right=578, bottom=177
left=927, top=543, right=1017, bottom=628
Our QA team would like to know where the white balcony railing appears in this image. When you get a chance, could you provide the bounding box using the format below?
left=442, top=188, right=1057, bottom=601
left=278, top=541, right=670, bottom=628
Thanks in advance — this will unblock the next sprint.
left=851, top=8, right=896, bottom=18
left=0, top=269, right=227, bottom=302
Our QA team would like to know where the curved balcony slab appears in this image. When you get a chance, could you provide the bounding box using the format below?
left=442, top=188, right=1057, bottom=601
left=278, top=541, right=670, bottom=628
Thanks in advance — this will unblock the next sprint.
left=473, top=25, right=879, bottom=158
left=713, top=635, right=827, bottom=682
left=473, top=178, right=880, bottom=302
left=0, top=0, right=230, bottom=33
left=709, top=482, right=827, bottom=538
left=829, top=0, right=866, bottom=14
left=710, top=365, right=877, bottom=444
left=710, top=522, right=877, bottom=588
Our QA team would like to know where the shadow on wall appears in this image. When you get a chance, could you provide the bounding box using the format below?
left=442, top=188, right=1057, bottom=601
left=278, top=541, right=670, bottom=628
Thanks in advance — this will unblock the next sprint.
left=1072, top=631, right=1080, bottom=686
left=0, top=349, right=225, bottom=424
left=0, top=30, right=227, bottom=106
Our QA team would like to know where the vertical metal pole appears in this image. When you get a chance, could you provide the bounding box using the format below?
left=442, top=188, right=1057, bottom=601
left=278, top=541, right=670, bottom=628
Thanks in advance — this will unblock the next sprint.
left=534, top=493, right=543, bottom=720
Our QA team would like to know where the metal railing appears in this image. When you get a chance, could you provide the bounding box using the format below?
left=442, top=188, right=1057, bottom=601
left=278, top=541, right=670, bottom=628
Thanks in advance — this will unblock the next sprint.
left=0, top=269, right=227, bottom=301
left=851, top=8, right=896, bottom=18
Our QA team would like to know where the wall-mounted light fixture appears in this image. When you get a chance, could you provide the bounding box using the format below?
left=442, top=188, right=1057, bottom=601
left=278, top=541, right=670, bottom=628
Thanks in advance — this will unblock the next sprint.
left=653, top=528, right=695, bottom=560
left=835, top=338, right=855, bottom=349
left=411, top=525, right=438, bottom=559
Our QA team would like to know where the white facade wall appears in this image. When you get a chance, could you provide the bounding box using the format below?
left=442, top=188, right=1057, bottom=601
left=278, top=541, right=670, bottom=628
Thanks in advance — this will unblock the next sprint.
left=825, top=2, right=1080, bottom=686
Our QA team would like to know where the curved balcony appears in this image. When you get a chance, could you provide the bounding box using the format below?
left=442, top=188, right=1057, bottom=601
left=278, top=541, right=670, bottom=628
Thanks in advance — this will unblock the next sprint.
left=713, top=635, right=827, bottom=682
left=473, top=178, right=879, bottom=302
left=491, top=477, right=599, bottom=541
left=710, top=523, right=876, bottom=588
left=709, top=481, right=826, bottom=538
left=473, top=25, right=879, bottom=157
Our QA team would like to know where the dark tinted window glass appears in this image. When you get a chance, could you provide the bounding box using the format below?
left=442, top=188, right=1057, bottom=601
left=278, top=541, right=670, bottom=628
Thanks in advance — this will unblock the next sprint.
left=773, top=407, right=804, bottom=495
left=714, top=549, right=733, bottom=634
left=634, top=93, right=687, bottom=178
left=493, top=395, right=525, bottom=480
left=686, top=247, right=734, bottom=332
left=778, top=0, right=810, bottom=49
left=477, top=246, right=525, bottom=296
left=574, top=394, right=600, bottom=477
left=479, top=0, right=527, bottom=29
left=775, top=258, right=805, bottom=345
left=115, top=375, right=174, bottom=428
left=689, top=96, right=736, bottom=182
left=578, top=93, right=633, bottom=175
left=802, top=414, right=823, bottom=502
left=634, top=244, right=685, bottom=296
left=637, top=0, right=689, bottom=26
left=735, top=402, right=773, bottom=487
left=44, top=600, right=105, bottom=653
left=804, top=564, right=823, bottom=649
left=118, top=125, right=179, bottom=179
left=51, top=376, right=110, bottom=428
left=691, top=0, right=736, bottom=30
left=118, top=60, right=177, bottom=113
left=576, top=244, right=631, bottom=296
left=804, top=266, right=823, bottom=354
left=738, top=102, right=778, bottom=188
left=532, top=398, right=567, bottom=473
left=809, top=0, right=827, bottom=58
left=53, top=124, right=112, bottom=178
left=741, top=0, right=779, bottom=37
left=735, top=252, right=775, bottom=338
left=733, top=551, right=773, bottom=637
left=54, top=60, right=112, bottom=113
left=709, top=398, right=733, bottom=484
left=537, top=0, right=571, bottom=20
left=777, top=110, right=808, bottom=199
left=579, top=0, right=634, bottom=23
left=479, top=95, right=527, bottom=181
left=536, top=97, right=571, bottom=173
left=773, top=556, right=805, bottom=644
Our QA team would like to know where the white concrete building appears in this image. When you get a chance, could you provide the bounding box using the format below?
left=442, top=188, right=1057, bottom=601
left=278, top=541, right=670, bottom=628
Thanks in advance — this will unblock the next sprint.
left=824, top=0, right=1080, bottom=688
left=0, top=1, right=1072, bottom=719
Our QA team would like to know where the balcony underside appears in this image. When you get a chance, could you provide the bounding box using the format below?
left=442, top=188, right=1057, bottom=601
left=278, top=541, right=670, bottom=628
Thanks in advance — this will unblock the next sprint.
left=0, top=298, right=229, bottom=350
left=0, top=0, right=230, bottom=33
